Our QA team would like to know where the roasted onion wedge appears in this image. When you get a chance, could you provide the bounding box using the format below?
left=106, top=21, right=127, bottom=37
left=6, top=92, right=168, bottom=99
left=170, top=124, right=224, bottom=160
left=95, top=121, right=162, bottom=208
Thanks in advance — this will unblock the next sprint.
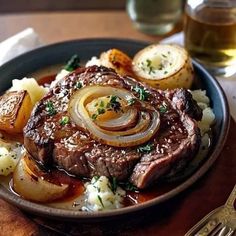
left=132, top=44, right=194, bottom=89
left=0, top=90, right=33, bottom=133
left=13, top=154, right=69, bottom=202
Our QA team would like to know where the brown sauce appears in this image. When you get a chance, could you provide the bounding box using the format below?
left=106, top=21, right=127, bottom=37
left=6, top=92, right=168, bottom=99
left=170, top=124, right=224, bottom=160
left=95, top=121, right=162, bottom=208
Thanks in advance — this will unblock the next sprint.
left=38, top=74, right=56, bottom=86
left=0, top=71, right=212, bottom=211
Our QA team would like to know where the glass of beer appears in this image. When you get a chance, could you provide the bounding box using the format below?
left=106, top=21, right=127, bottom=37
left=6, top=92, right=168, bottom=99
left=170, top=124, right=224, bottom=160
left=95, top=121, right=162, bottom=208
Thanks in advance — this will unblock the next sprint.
left=184, top=0, right=236, bottom=77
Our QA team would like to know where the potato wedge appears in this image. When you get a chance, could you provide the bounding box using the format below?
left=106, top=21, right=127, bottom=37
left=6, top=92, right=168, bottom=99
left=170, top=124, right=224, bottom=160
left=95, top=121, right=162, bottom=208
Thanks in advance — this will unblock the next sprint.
left=0, top=90, right=33, bottom=133
left=100, top=48, right=135, bottom=77
left=132, top=44, right=194, bottom=89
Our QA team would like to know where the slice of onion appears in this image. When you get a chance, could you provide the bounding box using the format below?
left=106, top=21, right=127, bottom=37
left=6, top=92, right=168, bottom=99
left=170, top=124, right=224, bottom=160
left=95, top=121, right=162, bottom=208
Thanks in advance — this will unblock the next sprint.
left=69, top=85, right=160, bottom=147
left=13, top=153, right=69, bottom=202
left=95, top=107, right=138, bottom=131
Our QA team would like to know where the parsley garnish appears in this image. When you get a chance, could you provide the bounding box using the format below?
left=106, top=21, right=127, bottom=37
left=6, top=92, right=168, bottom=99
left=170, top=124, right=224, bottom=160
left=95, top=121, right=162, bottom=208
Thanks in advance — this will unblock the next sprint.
left=64, top=54, right=80, bottom=72
left=125, top=182, right=138, bottom=191
left=76, top=81, right=82, bottom=89
left=106, top=95, right=121, bottom=112
left=93, top=176, right=100, bottom=183
left=140, top=59, right=155, bottom=74
left=98, top=108, right=105, bottom=115
left=91, top=96, right=121, bottom=120
left=137, top=143, right=154, bottom=154
left=127, top=98, right=136, bottom=106
left=60, top=116, right=70, bottom=126
left=108, top=177, right=117, bottom=194
left=97, top=195, right=104, bottom=208
left=45, top=101, right=57, bottom=116
left=159, top=104, right=168, bottom=113
left=91, top=114, right=98, bottom=120
left=133, top=86, right=149, bottom=101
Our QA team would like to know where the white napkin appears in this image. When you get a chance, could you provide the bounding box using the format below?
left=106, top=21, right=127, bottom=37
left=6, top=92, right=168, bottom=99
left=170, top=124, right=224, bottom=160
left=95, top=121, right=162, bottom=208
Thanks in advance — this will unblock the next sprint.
left=0, top=28, right=42, bottom=66
left=161, top=32, right=236, bottom=121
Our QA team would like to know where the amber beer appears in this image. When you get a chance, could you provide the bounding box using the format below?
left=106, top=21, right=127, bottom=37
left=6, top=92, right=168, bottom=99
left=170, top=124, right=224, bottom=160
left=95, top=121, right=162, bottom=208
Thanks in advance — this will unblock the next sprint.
left=184, top=1, right=236, bottom=75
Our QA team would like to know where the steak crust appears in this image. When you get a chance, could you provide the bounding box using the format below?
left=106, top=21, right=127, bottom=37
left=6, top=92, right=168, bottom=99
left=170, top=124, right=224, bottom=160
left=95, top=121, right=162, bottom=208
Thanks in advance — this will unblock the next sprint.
left=24, top=66, right=202, bottom=188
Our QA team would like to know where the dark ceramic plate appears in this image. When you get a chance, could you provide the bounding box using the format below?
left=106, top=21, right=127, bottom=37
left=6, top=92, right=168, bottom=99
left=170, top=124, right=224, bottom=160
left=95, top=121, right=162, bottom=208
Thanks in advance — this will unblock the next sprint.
left=0, top=39, right=230, bottom=221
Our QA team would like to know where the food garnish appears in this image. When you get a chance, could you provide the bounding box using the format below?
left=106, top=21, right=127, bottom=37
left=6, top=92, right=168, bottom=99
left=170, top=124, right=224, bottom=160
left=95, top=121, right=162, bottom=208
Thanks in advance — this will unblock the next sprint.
left=60, top=116, right=70, bottom=126
left=137, top=143, right=154, bottom=154
left=45, top=101, right=57, bottom=116
left=64, top=54, right=80, bottom=72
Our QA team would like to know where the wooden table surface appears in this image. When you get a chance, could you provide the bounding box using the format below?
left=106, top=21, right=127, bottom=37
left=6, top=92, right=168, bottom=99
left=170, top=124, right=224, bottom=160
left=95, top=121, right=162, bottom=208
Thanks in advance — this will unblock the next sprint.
left=0, top=11, right=235, bottom=236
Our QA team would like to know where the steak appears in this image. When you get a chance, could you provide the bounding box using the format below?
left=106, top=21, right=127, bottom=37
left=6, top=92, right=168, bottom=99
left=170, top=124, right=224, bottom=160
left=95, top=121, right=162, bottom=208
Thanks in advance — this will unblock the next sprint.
left=24, top=66, right=202, bottom=189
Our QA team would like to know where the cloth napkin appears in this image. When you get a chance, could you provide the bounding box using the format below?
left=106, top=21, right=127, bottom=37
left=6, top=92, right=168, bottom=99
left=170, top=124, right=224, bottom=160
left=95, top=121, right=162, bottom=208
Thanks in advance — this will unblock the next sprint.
left=0, top=28, right=41, bottom=66
left=0, top=29, right=235, bottom=121
left=161, top=32, right=236, bottom=121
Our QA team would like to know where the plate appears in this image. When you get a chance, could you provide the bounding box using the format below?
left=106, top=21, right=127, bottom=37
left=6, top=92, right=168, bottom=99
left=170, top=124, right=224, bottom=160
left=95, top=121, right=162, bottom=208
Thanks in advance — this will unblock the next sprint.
left=0, top=38, right=230, bottom=221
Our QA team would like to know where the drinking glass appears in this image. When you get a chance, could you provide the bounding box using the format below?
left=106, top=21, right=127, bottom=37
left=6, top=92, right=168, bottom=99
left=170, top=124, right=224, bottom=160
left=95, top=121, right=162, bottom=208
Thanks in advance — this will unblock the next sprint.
left=184, top=0, right=236, bottom=77
left=126, top=0, right=183, bottom=35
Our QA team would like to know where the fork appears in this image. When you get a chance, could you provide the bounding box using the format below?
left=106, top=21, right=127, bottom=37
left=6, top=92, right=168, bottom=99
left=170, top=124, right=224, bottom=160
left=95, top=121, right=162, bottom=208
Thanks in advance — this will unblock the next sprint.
left=185, top=185, right=236, bottom=236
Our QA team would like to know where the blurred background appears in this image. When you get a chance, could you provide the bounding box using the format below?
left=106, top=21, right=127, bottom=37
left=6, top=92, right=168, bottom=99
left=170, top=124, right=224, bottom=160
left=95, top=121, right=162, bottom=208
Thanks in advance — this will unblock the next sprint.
left=0, top=0, right=127, bottom=12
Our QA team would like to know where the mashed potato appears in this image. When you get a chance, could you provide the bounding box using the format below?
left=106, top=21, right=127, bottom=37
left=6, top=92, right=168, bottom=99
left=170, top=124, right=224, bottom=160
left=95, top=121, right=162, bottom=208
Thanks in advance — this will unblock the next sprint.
left=84, top=176, right=125, bottom=211
left=191, top=90, right=215, bottom=135
left=10, top=77, right=49, bottom=105
left=0, top=139, right=22, bottom=176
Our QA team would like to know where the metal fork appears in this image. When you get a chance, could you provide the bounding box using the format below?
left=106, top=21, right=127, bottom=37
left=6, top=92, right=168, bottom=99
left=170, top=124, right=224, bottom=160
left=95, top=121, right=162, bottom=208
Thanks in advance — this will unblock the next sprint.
left=185, top=185, right=236, bottom=236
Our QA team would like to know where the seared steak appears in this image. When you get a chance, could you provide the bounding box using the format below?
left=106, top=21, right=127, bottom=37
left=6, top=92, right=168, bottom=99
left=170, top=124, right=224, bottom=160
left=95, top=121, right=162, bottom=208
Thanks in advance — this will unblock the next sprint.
left=24, top=66, right=202, bottom=189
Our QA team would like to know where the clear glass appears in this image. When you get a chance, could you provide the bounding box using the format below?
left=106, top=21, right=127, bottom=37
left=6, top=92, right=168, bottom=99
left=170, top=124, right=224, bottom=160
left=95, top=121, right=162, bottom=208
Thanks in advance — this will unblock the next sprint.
left=126, top=0, right=182, bottom=35
left=184, top=0, right=236, bottom=77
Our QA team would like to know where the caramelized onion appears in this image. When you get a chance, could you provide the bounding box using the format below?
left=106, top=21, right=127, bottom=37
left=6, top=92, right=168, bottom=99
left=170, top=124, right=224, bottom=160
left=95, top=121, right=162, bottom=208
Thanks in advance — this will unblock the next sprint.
left=69, top=85, right=160, bottom=147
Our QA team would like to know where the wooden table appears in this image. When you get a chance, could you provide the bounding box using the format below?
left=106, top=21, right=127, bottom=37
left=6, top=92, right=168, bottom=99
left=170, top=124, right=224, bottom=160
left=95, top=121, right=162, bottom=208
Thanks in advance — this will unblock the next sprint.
left=0, top=11, right=235, bottom=236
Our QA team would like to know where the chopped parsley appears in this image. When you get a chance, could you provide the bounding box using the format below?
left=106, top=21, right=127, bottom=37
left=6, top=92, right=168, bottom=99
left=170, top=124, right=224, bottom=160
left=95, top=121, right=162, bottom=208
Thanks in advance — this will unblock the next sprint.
left=97, top=195, right=104, bottom=208
left=137, top=143, right=154, bottom=154
left=76, top=81, right=82, bottom=89
left=91, top=114, right=98, bottom=120
left=159, top=104, right=168, bottom=113
left=45, top=101, right=57, bottom=116
left=106, top=95, right=121, bottom=112
left=64, top=54, right=80, bottom=72
left=93, top=176, right=100, bottom=183
left=91, top=95, right=121, bottom=120
left=133, top=86, right=149, bottom=101
left=141, top=59, right=155, bottom=74
left=124, top=182, right=138, bottom=191
left=97, top=107, right=106, bottom=115
left=60, top=116, right=70, bottom=126
left=108, top=177, right=117, bottom=194
left=127, top=98, right=136, bottom=106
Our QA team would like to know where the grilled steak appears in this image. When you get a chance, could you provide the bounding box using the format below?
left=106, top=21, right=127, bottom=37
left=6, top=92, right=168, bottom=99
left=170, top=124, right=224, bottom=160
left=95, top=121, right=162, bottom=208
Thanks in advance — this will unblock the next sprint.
left=24, top=66, right=202, bottom=189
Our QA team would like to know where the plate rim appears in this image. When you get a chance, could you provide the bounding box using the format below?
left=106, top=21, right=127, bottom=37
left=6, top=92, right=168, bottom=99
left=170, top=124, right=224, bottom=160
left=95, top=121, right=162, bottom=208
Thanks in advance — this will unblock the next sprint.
left=0, top=38, right=230, bottom=221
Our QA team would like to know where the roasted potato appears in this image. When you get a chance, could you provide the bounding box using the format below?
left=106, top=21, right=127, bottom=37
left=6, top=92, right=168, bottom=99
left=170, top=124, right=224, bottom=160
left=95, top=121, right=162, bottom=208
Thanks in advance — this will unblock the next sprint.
left=100, top=48, right=135, bottom=77
left=0, top=90, right=33, bottom=133
left=132, top=44, right=194, bottom=90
